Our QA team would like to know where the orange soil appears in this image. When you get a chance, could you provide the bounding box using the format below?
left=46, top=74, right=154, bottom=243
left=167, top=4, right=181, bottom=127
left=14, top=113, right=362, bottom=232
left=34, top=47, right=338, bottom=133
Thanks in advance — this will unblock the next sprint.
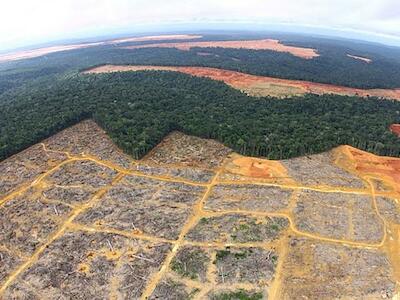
left=84, top=65, right=400, bottom=100
left=0, top=35, right=202, bottom=63
left=123, top=39, right=319, bottom=59
left=347, top=54, right=372, bottom=63
left=390, top=124, right=400, bottom=137
left=225, top=154, right=293, bottom=180
left=336, top=145, right=400, bottom=194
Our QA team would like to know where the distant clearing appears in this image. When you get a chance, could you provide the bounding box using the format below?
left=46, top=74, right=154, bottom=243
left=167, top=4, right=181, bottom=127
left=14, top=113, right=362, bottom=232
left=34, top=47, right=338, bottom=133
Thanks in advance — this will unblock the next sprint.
left=347, top=54, right=372, bottom=63
left=0, top=35, right=202, bottom=63
left=84, top=65, right=400, bottom=100
left=390, top=124, right=400, bottom=137
left=123, top=39, right=319, bottom=59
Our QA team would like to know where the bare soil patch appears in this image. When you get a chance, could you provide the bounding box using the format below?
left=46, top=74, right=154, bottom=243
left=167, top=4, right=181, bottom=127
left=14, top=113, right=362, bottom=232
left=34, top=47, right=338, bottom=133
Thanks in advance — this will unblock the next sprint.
left=85, top=65, right=400, bottom=100
left=390, top=124, right=400, bottom=137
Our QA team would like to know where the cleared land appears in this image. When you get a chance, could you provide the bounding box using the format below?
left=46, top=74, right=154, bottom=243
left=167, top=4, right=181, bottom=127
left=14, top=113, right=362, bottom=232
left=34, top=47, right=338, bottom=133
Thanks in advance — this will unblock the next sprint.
left=391, top=124, right=400, bottom=137
left=123, top=39, right=319, bottom=59
left=347, top=54, right=372, bottom=63
left=0, top=35, right=202, bottom=63
left=0, top=120, right=399, bottom=299
left=85, top=65, right=400, bottom=100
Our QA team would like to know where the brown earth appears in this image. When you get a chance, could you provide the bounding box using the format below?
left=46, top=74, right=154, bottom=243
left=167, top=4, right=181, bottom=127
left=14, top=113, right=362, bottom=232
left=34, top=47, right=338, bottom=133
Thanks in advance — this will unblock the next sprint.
left=123, top=39, right=319, bottom=59
left=0, top=120, right=399, bottom=299
left=347, top=54, right=372, bottom=63
left=84, top=65, right=400, bottom=100
left=390, top=124, right=400, bottom=137
left=0, top=35, right=202, bottom=63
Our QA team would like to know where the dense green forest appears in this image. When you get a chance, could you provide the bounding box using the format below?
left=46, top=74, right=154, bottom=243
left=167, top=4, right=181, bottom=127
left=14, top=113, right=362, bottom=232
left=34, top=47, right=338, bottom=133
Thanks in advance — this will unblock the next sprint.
left=1, top=71, right=399, bottom=161
left=1, top=32, right=400, bottom=98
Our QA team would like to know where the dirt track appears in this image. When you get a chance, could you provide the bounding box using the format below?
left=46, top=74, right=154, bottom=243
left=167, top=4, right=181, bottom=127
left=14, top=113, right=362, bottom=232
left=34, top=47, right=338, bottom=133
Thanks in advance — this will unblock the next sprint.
left=84, top=65, right=400, bottom=100
left=123, top=39, right=319, bottom=59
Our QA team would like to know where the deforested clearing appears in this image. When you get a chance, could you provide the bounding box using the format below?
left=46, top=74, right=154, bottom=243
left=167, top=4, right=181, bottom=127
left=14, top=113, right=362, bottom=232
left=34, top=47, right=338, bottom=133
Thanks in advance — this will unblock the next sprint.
left=123, top=38, right=319, bottom=59
left=0, top=34, right=202, bottom=63
left=1, top=121, right=400, bottom=299
left=84, top=65, right=400, bottom=100
left=347, top=54, right=372, bottom=63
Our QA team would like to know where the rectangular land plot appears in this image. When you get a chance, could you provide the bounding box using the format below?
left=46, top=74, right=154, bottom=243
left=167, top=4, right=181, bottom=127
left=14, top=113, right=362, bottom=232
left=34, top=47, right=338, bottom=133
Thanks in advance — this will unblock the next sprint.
left=2, top=230, right=171, bottom=300
left=75, top=178, right=203, bottom=240
left=281, top=151, right=365, bottom=188
left=205, top=184, right=293, bottom=213
left=0, top=191, right=72, bottom=255
left=47, top=160, right=117, bottom=188
left=293, top=190, right=384, bottom=243
left=186, top=214, right=288, bottom=243
left=0, top=144, right=68, bottom=196
left=280, top=238, right=396, bottom=299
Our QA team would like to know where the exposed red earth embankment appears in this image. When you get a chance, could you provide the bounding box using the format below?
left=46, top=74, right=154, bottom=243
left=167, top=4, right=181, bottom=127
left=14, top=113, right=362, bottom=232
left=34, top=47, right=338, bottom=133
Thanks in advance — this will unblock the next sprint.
left=0, top=35, right=202, bottom=63
left=390, top=124, right=400, bottom=137
left=84, top=65, right=400, bottom=100
left=123, top=39, right=319, bottom=59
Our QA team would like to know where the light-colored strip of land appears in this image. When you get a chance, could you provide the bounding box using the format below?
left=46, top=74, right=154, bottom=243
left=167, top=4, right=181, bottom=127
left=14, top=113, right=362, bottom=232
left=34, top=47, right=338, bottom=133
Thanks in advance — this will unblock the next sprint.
left=0, top=35, right=202, bottom=63
left=347, top=54, right=372, bottom=63
left=123, top=38, right=319, bottom=59
left=84, top=65, right=400, bottom=100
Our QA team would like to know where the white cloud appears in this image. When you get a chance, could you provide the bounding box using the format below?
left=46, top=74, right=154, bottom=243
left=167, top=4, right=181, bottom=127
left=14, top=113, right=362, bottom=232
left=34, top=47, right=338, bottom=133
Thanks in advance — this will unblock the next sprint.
left=0, top=0, right=399, bottom=50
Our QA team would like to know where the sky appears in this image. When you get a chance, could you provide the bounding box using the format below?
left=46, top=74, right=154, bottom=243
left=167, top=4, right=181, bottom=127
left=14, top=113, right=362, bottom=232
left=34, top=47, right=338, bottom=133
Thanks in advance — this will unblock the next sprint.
left=1, top=0, right=400, bottom=51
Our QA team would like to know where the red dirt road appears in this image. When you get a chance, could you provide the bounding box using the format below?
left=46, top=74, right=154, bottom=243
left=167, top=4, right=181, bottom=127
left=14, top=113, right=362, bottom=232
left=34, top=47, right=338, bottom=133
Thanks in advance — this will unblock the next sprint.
left=123, top=39, right=319, bottom=59
left=0, top=35, right=202, bottom=63
left=84, top=65, right=400, bottom=100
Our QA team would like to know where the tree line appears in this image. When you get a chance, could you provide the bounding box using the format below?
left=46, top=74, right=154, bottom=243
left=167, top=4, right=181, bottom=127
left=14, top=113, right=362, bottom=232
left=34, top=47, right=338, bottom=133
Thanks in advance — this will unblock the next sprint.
left=1, top=71, right=399, bottom=161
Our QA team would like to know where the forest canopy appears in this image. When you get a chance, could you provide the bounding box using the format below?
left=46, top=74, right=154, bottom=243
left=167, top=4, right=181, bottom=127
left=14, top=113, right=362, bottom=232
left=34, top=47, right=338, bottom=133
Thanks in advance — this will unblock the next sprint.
left=0, top=70, right=399, bottom=161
